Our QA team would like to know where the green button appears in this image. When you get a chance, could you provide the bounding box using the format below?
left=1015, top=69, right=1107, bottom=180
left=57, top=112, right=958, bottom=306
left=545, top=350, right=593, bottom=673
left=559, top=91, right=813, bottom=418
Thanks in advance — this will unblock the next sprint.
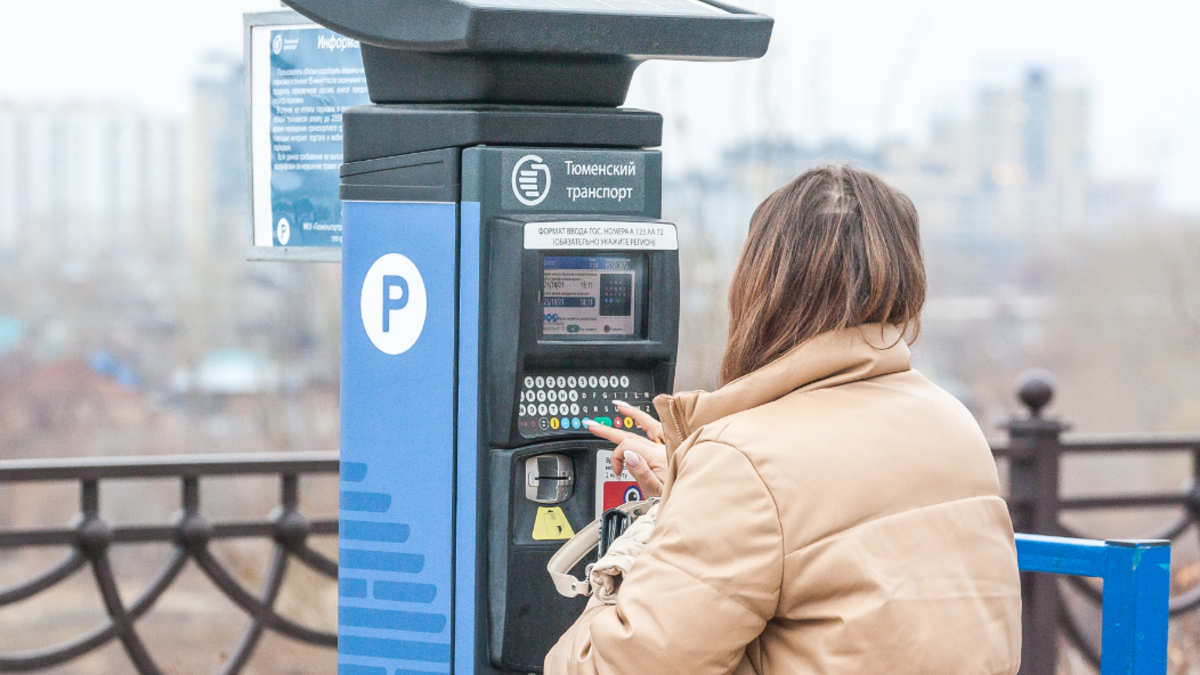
left=594, top=417, right=613, bottom=427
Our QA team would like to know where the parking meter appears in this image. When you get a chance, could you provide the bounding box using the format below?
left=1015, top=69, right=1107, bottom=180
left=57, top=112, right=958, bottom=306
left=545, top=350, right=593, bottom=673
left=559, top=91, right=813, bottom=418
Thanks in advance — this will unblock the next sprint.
left=279, top=1, right=773, bottom=673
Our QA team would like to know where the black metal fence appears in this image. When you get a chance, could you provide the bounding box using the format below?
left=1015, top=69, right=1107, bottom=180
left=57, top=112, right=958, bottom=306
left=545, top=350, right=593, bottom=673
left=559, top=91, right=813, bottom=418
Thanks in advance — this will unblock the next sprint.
left=0, top=452, right=339, bottom=674
left=999, top=372, right=1200, bottom=675
left=1, top=376, right=1199, bottom=674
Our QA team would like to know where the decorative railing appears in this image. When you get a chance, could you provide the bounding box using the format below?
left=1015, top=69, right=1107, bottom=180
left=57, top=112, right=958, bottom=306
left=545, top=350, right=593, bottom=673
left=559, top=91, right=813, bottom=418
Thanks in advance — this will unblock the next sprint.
left=2, top=374, right=1198, bottom=674
left=0, top=452, right=339, bottom=674
left=996, top=372, right=1200, bottom=675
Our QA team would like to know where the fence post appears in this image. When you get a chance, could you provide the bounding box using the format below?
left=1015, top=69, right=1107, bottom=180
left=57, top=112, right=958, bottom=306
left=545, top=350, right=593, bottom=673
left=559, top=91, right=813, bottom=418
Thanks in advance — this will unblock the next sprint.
left=1006, top=370, right=1068, bottom=675
left=1100, top=540, right=1171, bottom=675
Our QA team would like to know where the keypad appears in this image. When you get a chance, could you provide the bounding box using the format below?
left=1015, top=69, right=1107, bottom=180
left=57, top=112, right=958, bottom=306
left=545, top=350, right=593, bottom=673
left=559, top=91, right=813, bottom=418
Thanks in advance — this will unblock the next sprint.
left=517, top=371, right=653, bottom=438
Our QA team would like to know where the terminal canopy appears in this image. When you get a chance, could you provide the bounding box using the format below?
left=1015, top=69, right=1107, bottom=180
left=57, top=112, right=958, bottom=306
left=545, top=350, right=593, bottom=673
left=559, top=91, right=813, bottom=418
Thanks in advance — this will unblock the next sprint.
left=281, top=0, right=773, bottom=105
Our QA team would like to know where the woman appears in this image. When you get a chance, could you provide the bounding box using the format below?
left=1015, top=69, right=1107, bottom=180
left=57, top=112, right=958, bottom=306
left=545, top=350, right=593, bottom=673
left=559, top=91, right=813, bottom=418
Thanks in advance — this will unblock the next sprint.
left=546, top=165, right=1022, bottom=675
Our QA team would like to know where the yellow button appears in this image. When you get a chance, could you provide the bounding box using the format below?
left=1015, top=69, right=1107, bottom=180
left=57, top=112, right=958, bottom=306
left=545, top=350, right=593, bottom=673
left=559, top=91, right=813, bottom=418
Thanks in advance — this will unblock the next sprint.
left=624, top=416, right=634, bottom=429
left=550, top=417, right=560, bottom=430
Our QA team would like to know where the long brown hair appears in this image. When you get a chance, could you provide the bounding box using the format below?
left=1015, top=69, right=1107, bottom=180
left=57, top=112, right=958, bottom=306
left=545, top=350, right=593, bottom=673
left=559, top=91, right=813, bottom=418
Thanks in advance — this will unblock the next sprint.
left=720, top=164, right=925, bottom=385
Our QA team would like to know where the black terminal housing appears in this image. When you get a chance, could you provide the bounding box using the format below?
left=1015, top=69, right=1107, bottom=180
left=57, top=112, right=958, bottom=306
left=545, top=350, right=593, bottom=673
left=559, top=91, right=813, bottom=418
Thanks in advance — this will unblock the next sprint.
left=485, top=215, right=679, bottom=448
left=281, top=0, right=774, bottom=105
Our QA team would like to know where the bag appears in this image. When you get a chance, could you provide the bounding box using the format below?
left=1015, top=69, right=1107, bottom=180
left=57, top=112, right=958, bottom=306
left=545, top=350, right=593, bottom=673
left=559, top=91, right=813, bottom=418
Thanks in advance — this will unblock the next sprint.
left=547, top=498, right=659, bottom=604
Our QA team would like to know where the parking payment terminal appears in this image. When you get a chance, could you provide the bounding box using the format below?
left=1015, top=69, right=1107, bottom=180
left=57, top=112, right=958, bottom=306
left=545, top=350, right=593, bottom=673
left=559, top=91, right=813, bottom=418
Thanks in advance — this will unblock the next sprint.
left=276, top=1, right=773, bottom=673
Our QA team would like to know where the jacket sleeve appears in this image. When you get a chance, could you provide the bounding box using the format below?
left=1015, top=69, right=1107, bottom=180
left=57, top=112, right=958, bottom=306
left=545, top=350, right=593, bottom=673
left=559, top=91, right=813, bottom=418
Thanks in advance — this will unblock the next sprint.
left=546, top=441, right=783, bottom=675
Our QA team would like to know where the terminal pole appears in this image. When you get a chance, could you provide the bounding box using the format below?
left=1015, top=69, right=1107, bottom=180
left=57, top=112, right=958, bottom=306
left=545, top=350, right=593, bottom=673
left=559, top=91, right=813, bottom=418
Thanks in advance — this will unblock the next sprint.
left=1006, top=370, right=1067, bottom=675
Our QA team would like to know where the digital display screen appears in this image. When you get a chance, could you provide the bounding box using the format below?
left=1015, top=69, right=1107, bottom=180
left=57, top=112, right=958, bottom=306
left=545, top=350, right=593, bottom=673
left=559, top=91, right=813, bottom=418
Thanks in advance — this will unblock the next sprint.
left=543, top=256, right=640, bottom=338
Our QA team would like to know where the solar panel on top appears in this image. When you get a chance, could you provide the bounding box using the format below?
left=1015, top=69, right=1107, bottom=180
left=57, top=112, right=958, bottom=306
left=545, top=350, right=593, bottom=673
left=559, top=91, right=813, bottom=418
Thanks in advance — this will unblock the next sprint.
left=460, top=0, right=728, bottom=16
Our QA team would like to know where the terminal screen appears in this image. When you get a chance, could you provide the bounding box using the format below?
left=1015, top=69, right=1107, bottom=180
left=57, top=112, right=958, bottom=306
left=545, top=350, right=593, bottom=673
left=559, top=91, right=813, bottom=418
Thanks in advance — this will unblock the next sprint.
left=543, top=255, right=642, bottom=338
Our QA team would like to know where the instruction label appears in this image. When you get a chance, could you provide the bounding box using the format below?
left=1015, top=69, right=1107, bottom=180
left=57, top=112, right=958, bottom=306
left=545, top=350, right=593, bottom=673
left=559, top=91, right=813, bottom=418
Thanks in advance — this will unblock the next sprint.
left=532, top=507, right=576, bottom=541
left=595, top=449, right=643, bottom=519
left=524, top=222, right=678, bottom=251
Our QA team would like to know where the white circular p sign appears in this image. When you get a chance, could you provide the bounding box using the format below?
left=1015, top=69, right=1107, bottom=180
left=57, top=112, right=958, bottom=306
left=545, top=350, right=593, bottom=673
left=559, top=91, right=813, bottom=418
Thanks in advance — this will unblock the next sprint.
left=361, top=254, right=427, bottom=355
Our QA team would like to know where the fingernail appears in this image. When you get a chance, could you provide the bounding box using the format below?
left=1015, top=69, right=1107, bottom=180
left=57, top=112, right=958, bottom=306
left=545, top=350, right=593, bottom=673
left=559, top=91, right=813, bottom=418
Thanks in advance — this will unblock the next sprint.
left=612, top=400, right=628, bottom=407
left=583, top=419, right=594, bottom=427
left=626, top=452, right=641, bottom=468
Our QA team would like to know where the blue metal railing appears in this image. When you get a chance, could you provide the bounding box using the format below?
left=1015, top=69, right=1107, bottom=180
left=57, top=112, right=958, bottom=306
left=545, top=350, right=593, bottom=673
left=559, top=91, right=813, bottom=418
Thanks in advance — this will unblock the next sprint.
left=1016, top=534, right=1170, bottom=675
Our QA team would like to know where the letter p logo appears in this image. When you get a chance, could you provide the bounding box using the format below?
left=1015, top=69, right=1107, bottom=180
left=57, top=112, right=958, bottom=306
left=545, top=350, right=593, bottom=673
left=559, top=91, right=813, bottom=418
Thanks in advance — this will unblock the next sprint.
left=361, top=254, right=426, bottom=355
left=382, top=275, right=409, bottom=332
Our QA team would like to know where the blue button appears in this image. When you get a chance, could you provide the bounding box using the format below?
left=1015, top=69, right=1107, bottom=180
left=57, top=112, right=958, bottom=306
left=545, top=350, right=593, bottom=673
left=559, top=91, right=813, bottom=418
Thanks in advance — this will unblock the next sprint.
left=571, top=418, right=581, bottom=429
left=560, top=417, right=570, bottom=429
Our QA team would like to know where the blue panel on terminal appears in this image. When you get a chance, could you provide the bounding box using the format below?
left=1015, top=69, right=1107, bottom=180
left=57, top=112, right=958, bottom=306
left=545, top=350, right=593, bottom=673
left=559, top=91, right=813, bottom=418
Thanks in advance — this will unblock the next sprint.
left=339, top=200, right=457, bottom=675
left=455, top=200, right=483, bottom=673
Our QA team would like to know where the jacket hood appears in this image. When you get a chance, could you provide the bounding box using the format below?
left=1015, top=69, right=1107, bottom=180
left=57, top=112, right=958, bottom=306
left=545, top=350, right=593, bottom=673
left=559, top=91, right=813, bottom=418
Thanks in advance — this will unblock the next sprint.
left=654, top=324, right=911, bottom=450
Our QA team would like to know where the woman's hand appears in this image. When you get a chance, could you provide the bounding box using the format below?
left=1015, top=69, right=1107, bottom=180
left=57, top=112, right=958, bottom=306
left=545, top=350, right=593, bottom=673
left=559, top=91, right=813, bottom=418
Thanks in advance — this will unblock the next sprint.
left=584, top=401, right=669, bottom=498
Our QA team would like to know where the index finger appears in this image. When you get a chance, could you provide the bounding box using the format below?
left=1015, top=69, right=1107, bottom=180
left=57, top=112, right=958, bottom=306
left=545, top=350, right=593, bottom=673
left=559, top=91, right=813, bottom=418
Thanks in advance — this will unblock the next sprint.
left=612, top=402, right=663, bottom=441
left=583, top=419, right=638, bottom=445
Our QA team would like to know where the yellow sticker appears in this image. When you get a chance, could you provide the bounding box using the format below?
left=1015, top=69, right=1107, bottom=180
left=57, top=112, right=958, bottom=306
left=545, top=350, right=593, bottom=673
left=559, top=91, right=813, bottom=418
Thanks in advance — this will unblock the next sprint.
left=532, top=507, right=576, bottom=541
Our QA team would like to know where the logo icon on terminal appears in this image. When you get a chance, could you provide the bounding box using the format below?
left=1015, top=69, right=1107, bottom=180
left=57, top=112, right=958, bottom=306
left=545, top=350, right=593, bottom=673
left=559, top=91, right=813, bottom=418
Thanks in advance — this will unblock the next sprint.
left=511, top=155, right=551, bottom=207
left=360, top=253, right=427, bottom=355
left=272, top=34, right=284, bottom=55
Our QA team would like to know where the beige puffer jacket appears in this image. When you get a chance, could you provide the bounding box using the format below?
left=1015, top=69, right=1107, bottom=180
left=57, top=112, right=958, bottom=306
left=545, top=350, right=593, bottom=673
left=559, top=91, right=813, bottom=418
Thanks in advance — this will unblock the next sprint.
left=546, top=325, right=1022, bottom=675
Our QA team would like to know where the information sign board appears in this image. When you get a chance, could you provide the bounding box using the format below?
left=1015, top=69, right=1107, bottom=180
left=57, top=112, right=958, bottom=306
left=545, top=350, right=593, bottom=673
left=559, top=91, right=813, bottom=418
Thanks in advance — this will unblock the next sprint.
left=245, top=9, right=371, bottom=261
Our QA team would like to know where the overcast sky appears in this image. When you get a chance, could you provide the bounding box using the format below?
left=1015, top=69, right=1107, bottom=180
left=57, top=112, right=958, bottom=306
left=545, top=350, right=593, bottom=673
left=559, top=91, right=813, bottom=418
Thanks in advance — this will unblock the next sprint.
left=2, top=0, right=1197, bottom=212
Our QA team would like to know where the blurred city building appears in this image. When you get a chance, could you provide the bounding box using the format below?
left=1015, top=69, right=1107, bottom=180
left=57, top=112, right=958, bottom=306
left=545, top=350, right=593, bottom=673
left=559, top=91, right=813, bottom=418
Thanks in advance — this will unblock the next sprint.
left=664, top=67, right=1200, bottom=435
left=0, top=50, right=341, bottom=468
left=187, top=52, right=247, bottom=259
left=670, top=70, right=1090, bottom=268
left=685, top=70, right=1089, bottom=244
left=0, top=101, right=181, bottom=265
